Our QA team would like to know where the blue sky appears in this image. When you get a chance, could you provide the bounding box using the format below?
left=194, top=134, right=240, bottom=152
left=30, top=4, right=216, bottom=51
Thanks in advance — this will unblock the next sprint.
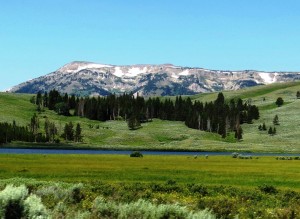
left=1, top=0, right=300, bottom=91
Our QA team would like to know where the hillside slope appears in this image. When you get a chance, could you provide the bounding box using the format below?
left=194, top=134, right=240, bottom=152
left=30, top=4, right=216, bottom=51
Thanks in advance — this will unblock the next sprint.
left=1, top=82, right=300, bottom=152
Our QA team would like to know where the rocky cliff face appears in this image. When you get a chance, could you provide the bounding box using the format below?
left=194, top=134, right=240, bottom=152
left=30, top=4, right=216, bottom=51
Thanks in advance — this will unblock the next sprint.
left=9, top=61, right=300, bottom=96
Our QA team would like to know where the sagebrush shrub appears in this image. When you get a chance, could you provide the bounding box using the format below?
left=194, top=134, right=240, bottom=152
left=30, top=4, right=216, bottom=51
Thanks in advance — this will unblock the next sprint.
left=69, top=183, right=84, bottom=204
left=24, top=194, right=49, bottom=219
left=0, top=184, right=28, bottom=218
left=92, top=196, right=216, bottom=219
left=130, top=151, right=143, bottom=157
left=92, top=196, right=119, bottom=218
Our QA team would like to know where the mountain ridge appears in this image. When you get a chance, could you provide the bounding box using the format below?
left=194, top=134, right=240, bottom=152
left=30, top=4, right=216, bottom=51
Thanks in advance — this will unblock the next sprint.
left=9, top=61, right=300, bottom=96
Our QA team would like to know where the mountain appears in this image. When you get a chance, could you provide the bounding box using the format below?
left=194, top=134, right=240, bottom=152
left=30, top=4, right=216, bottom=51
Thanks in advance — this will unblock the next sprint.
left=9, top=61, right=300, bottom=96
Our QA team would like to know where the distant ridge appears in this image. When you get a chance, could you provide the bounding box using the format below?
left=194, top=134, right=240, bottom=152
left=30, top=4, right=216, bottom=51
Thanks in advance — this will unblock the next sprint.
left=9, top=61, right=300, bottom=96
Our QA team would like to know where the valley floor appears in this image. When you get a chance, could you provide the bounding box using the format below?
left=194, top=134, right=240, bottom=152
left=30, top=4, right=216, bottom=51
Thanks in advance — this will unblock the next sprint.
left=0, top=154, right=299, bottom=218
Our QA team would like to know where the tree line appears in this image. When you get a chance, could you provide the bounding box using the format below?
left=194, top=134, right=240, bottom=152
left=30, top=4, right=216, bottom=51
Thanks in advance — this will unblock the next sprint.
left=33, top=90, right=260, bottom=140
left=0, top=115, right=82, bottom=145
left=0, top=121, right=35, bottom=144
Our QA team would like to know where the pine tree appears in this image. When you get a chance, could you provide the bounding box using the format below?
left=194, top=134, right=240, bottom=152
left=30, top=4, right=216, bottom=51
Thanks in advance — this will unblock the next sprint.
left=297, top=91, right=300, bottom=99
left=127, top=115, right=141, bottom=130
left=49, top=122, right=57, bottom=142
left=235, top=125, right=243, bottom=140
left=268, top=127, right=273, bottom=135
left=43, top=91, right=48, bottom=107
left=262, top=122, right=267, bottom=131
left=63, top=122, right=74, bottom=141
left=273, top=115, right=279, bottom=125
left=44, top=118, right=50, bottom=141
left=275, top=97, right=284, bottom=107
left=258, top=124, right=262, bottom=131
left=30, top=113, right=39, bottom=142
left=75, top=123, right=82, bottom=142
left=45, top=118, right=57, bottom=142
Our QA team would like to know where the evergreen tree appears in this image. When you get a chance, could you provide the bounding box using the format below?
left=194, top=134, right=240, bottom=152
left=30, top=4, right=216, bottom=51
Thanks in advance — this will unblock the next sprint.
left=235, top=125, right=243, bottom=140
left=75, top=123, right=82, bottom=142
left=273, top=115, right=279, bottom=125
left=43, top=91, right=48, bottom=107
left=63, top=122, right=74, bottom=141
left=268, top=127, right=273, bottom=135
left=36, top=91, right=42, bottom=106
left=36, top=91, right=44, bottom=112
left=45, top=118, right=57, bottom=142
left=44, top=118, right=50, bottom=141
left=54, top=102, right=70, bottom=116
left=30, top=113, right=39, bottom=142
left=258, top=124, right=262, bottom=131
left=69, top=94, right=77, bottom=109
left=297, top=91, right=300, bottom=99
left=30, top=96, right=36, bottom=104
left=275, top=97, right=284, bottom=107
left=127, top=115, right=141, bottom=130
left=48, top=89, right=62, bottom=110
left=262, top=122, right=267, bottom=131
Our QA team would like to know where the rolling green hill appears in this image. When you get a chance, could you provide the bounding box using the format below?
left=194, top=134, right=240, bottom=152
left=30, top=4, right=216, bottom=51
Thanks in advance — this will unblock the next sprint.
left=1, top=81, right=300, bottom=152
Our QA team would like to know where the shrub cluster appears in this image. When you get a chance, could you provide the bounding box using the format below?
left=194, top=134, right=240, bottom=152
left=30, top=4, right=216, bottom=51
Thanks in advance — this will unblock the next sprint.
left=276, top=156, right=300, bottom=160
left=0, top=185, right=48, bottom=219
left=130, top=151, right=143, bottom=157
left=232, top=152, right=255, bottom=159
left=92, top=197, right=216, bottom=219
left=0, top=180, right=300, bottom=219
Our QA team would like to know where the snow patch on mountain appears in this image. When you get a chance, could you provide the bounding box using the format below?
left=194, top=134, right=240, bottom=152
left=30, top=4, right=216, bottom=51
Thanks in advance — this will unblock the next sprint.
left=179, top=69, right=190, bottom=76
left=59, top=62, right=113, bottom=74
left=171, top=73, right=179, bottom=79
left=127, top=67, right=148, bottom=77
left=259, top=72, right=273, bottom=84
left=114, top=67, right=123, bottom=77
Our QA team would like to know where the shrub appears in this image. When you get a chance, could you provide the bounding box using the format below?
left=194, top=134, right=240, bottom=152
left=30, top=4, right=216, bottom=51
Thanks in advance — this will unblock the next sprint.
left=24, top=194, right=49, bottom=219
left=198, top=196, right=238, bottom=218
left=189, top=184, right=209, bottom=196
left=275, top=97, right=284, bottom=107
left=118, top=199, right=157, bottom=218
left=130, top=151, right=143, bottom=158
left=238, top=155, right=252, bottom=159
left=92, top=196, right=119, bottom=218
left=0, top=185, right=28, bottom=218
left=36, top=184, right=68, bottom=208
left=52, top=202, right=68, bottom=218
left=92, top=197, right=216, bottom=219
left=191, top=209, right=216, bottom=219
left=258, top=184, right=278, bottom=194
left=69, top=183, right=84, bottom=204
left=232, top=152, right=239, bottom=158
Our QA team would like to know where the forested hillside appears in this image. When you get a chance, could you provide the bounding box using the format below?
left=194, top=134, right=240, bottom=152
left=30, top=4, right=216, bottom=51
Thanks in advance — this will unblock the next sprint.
left=1, top=81, right=300, bottom=152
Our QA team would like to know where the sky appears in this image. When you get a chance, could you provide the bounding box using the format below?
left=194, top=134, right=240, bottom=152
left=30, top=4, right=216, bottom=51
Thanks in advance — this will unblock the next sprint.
left=1, top=0, right=300, bottom=91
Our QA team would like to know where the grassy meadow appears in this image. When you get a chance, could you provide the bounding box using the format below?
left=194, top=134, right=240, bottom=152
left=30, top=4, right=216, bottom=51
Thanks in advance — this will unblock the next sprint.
left=0, top=154, right=299, bottom=190
left=0, top=154, right=300, bottom=218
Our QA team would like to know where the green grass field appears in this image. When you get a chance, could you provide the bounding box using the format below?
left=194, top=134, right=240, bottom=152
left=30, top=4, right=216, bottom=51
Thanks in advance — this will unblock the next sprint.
left=0, top=154, right=299, bottom=191
left=1, top=81, right=300, bottom=152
